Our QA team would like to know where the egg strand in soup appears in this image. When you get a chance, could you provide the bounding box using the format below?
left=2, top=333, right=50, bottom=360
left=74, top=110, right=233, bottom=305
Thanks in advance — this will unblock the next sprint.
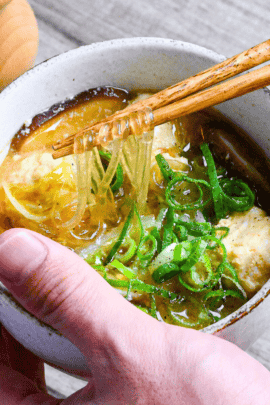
left=1, top=86, right=270, bottom=330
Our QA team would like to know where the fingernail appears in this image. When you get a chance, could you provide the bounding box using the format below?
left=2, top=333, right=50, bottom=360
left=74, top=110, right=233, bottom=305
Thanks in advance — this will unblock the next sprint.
left=0, top=231, right=47, bottom=283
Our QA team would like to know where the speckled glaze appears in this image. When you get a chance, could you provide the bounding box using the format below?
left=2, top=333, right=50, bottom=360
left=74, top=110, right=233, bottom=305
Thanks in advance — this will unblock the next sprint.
left=1, top=38, right=270, bottom=375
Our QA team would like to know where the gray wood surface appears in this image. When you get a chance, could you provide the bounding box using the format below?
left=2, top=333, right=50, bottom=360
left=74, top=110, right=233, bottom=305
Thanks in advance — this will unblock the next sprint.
left=22, top=0, right=270, bottom=398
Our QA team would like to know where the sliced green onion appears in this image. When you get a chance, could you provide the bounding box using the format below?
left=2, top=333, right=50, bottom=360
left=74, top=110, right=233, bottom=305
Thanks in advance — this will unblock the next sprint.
left=173, top=240, right=192, bottom=263
left=200, top=143, right=255, bottom=219
left=126, top=279, right=132, bottom=298
left=213, top=226, right=230, bottom=240
left=223, top=260, right=239, bottom=281
left=135, top=305, right=150, bottom=314
left=179, top=239, right=208, bottom=273
left=155, top=154, right=175, bottom=181
left=204, top=235, right=227, bottom=261
left=156, top=208, right=168, bottom=229
left=150, top=227, right=162, bottom=253
left=104, top=205, right=134, bottom=264
left=190, top=254, right=213, bottom=286
left=178, top=252, right=213, bottom=292
left=162, top=207, right=175, bottom=250
left=200, top=143, right=226, bottom=220
left=110, top=259, right=135, bottom=279
left=175, top=219, right=213, bottom=237
left=149, top=243, right=177, bottom=273
left=220, top=178, right=255, bottom=212
left=85, top=250, right=104, bottom=266
left=105, top=277, right=179, bottom=300
left=134, top=203, right=144, bottom=245
left=99, top=150, right=124, bottom=192
left=152, top=262, right=180, bottom=283
left=165, top=174, right=211, bottom=211
left=221, top=274, right=247, bottom=299
left=150, top=295, right=158, bottom=318
left=115, top=238, right=137, bottom=263
left=174, top=224, right=188, bottom=241
left=137, top=234, right=158, bottom=261
left=170, top=304, right=211, bottom=328
left=91, top=264, right=106, bottom=273
left=204, top=289, right=245, bottom=301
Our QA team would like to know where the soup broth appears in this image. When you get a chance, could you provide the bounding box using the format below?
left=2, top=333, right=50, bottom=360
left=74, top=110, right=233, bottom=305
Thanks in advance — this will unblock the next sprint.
left=1, top=86, right=270, bottom=330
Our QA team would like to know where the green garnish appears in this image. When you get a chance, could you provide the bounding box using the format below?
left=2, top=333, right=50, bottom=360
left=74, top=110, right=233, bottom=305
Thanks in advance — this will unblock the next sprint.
left=173, top=240, right=192, bottom=262
left=137, top=234, right=158, bottom=261
left=86, top=143, right=252, bottom=326
left=99, top=150, right=124, bottom=192
left=200, top=143, right=255, bottom=219
left=150, top=227, right=162, bottom=253
left=175, top=218, right=213, bottom=237
left=110, top=259, right=135, bottom=279
left=155, top=154, right=175, bottom=181
left=103, top=274, right=179, bottom=300
left=104, top=204, right=134, bottom=264
left=152, top=262, right=180, bottom=283
left=162, top=207, right=175, bottom=250
left=115, top=238, right=137, bottom=263
left=204, top=289, right=245, bottom=302
left=165, top=174, right=211, bottom=211
left=179, top=239, right=208, bottom=273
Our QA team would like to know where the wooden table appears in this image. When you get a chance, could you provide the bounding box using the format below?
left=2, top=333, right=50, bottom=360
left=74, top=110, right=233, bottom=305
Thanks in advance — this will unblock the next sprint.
left=25, top=0, right=270, bottom=398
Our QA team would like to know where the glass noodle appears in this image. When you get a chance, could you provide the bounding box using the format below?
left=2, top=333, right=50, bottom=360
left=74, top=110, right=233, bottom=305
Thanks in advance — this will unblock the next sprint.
left=62, top=108, right=154, bottom=229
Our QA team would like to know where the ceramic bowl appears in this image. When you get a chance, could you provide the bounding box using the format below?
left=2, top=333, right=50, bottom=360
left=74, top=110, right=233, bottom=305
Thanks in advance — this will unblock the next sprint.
left=1, top=37, right=270, bottom=376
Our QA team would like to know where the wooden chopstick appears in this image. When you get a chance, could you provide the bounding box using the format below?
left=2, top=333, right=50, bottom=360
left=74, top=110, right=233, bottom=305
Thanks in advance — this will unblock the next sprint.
left=52, top=39, right=270, bottom=159
left=152, top=63, right=270, bottom=126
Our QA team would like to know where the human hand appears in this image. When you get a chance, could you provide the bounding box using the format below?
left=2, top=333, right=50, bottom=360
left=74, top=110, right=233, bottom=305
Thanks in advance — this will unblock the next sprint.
left=0, top=228, right=270, bottom=404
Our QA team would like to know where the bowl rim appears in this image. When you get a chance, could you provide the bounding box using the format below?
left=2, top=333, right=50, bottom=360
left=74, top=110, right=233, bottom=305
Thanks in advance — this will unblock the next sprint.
left=1, top=36, right=270, bottom=337
left=0, top=36, right=225, bottom=99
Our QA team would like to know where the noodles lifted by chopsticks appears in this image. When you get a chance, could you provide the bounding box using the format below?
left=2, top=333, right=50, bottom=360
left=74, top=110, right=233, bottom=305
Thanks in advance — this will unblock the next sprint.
left=61, top=108, right=154, bottom=230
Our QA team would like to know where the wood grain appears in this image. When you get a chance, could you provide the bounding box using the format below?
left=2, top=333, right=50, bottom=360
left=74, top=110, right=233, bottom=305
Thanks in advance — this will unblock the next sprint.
left=0, top=0, right=38, bottom=90
left=12, top=0, right=270, bottom=398
left=28, top=0, right=270, bottom=64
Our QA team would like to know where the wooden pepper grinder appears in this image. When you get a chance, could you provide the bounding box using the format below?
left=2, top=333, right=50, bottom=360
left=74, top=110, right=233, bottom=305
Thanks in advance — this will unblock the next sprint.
left=0, top=0, right=38, bottom=91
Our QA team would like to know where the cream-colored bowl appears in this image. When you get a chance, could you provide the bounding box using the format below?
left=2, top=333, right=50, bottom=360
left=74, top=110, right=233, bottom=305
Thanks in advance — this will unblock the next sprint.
left=1, top=38, right=270, bottom=376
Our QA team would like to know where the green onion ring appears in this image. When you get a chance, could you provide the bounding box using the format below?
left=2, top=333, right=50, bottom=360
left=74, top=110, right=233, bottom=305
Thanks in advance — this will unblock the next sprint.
left=165, top=174, right=211, bottom=211
left=137, top=234, right=158, bottom=261
left=220, top=179, right=255, bottom=212
left=213, top=226, right=230, bottom=240
left=115, top=238, right=137, bottom=263
left=178, top=254, right=213, bottom=292
left=179, top=239, right=208, bottom=273
left=204, top=289, right=245, bottom=301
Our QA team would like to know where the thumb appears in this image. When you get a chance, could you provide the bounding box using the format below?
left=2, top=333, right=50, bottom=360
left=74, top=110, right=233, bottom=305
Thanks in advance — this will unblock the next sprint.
left=0, top=229, right=154, bottom=365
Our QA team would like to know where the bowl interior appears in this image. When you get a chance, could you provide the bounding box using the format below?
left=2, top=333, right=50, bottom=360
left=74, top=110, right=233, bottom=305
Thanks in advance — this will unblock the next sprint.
left=1, top=38, right=270, bottom=370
